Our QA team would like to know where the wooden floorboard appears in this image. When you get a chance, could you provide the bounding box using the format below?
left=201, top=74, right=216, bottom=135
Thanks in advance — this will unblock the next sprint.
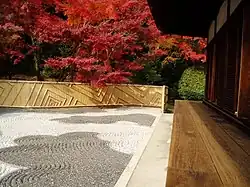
left=204, top=106, right=250, bottom=156
left=166, top=101, right=222, bottom=187
left=166, top=100, right=250, bottom=187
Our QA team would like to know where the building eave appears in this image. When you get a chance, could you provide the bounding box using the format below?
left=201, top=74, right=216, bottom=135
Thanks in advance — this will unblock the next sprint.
left=147, top=0, right=224, bottom=37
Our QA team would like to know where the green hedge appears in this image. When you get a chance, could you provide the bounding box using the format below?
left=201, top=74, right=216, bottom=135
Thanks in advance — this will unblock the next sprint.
left=178, top=67, right=205, bottom=101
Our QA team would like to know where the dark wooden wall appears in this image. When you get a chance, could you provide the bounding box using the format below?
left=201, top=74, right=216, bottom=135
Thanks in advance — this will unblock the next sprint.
left=237, top=1, right=250, bottom=119
left=206, top=0, right=248, bottom=119
left=226, top=12, right=242, bottom=113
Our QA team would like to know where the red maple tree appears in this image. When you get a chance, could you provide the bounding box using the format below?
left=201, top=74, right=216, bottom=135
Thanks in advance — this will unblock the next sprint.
left=1, top=0, right=207, bottom=84
left=1, top=0, right=69, bottom=79
left=43, top=0, right=162, bottom=85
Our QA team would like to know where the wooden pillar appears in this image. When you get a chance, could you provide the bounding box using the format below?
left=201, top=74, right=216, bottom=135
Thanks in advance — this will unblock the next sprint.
left=205, top=45, right=210, bottom=100
left=206, top=43, right=216, bottom=102
left=206, top=20, right=216, bottom=102
left=161, top=85, right=168, bottom=113
left=237, top=1, right=250, bottom=118
left=211, top=45, right=216, bottom=102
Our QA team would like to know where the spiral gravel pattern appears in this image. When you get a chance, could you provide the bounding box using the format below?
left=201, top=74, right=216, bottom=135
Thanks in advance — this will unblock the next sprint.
left=0, top=107, right=160, bottom=187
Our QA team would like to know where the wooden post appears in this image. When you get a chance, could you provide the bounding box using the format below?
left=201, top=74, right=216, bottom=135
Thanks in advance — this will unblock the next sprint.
left=211, top=44, right=217, bottom=102
left=161, top=85, right=168, bottom=113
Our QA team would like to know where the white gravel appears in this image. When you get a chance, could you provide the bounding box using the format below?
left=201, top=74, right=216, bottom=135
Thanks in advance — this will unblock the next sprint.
left=0, top=107, right=161, bottom=187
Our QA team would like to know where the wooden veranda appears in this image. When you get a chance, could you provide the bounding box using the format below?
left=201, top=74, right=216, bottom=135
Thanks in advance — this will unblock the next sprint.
left=166, top=101, right=250, bottom=186
left=146, top=0, right=250, bottom=186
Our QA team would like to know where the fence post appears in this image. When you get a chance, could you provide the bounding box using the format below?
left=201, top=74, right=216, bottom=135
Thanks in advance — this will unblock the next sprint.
left=161, top=85, right=168, bottom=113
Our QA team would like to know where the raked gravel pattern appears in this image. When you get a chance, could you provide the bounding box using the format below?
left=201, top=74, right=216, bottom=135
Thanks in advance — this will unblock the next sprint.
left=0, top=107, right=160, bottom=187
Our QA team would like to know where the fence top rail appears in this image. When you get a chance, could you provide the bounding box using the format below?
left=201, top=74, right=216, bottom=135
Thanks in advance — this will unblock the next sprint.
left=0, top=79, right=165, bottom=88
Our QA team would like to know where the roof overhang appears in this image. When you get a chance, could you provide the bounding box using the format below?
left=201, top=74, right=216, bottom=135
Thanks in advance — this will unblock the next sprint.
left=147, top=0, right=224, bottom=37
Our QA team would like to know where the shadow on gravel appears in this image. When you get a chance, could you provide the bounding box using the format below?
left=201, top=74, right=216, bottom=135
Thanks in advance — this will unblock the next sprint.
left=0, top=108, right=21, bottom=116
left=51, top=114, right=156, bottom=127
left=0, top=107, right=107, bottom=116
left=24, top=107, right=107, bottom=114
left=0, top=132, right=132, bottom=187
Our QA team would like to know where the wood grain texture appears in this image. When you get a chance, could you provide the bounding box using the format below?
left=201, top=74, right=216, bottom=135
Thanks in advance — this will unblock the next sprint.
left=167, top=101, right=250, bottom=187
left=189, top=102, right=250, bottom=186
left=207, top=108, right=250, bottom=156
left=166, top=101, right=222, bottom=187
left=237, top=2, right=250, bottom=118
left=0, top=80, right=164, bottom=108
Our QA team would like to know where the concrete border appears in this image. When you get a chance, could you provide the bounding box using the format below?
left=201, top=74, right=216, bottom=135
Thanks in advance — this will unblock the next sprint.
left=114, top=114, right=162, bottom=187
left=126, top=113, right=173, bottom=187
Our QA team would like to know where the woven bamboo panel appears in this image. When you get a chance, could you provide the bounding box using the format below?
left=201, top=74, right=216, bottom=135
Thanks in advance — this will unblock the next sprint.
left=0, top=81, right=163, bottom=108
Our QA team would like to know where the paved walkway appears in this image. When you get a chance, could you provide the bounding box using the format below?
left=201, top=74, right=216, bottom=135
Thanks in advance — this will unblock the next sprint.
left=0, top=107, right=168, bottom=187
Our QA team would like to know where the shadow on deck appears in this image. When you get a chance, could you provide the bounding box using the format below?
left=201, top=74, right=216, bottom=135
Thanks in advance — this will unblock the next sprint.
left=166, top=100, right=250, bottom=187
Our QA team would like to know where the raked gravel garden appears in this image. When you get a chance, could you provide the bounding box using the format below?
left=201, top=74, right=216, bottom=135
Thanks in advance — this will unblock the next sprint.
left=0, top=107, right=161, bottom=187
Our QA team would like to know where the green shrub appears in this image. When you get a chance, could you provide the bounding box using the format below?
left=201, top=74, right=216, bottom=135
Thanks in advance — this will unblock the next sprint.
left=178, top=67, right=205, bottom=101
left=130, top=60, right=162, bottom=85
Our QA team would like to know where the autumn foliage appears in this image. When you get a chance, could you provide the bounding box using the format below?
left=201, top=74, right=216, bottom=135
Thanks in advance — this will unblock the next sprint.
left=0, top=0, right=206, bottom=85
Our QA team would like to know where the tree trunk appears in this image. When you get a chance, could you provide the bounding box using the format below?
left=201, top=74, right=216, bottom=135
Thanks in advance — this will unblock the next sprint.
left=34, top=52, right=44, bottom=81
left=8, top=72, right=12, bottom=80
left=70, top=65, right=75, bottom=82
left=7, top=57, right=12, bottom=80
left=32, top=39, right=44, bottom=81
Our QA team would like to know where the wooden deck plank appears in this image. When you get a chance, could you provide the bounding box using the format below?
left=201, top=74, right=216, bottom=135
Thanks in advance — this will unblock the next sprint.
left=166, top=101, right=222, bottom=187
left=188, top=101, right=250, bottom=186
left=204, top=105, right=250, bottom=156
